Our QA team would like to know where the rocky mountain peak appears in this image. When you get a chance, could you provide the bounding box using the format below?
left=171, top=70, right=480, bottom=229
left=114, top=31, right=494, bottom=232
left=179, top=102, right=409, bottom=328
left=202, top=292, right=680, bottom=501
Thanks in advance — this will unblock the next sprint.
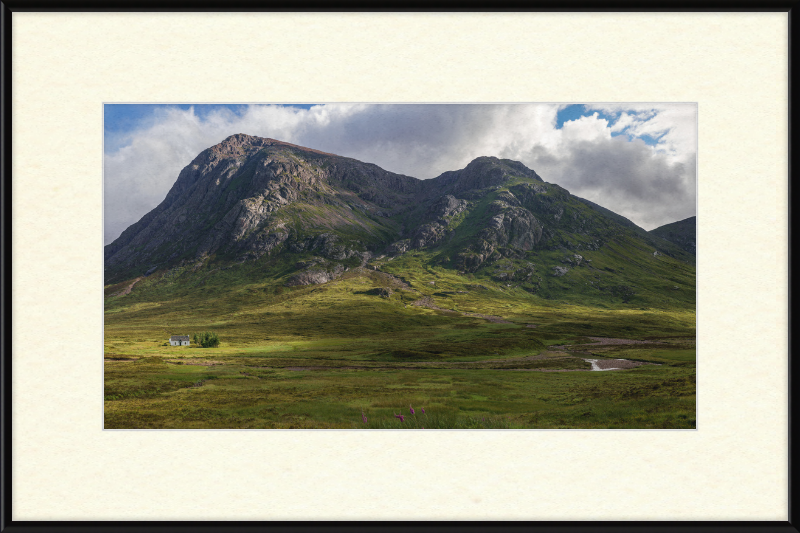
left=462, top=156, right=541, bottom=180
left=430, top=156, right=543, bottom=196
left=208, top=133, right=338, bottom=158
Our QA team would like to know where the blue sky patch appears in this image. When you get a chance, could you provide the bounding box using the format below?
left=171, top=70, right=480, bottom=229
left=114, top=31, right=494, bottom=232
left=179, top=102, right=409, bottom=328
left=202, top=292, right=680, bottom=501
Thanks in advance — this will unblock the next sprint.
left=555, top=104, right=617, bottom=129
left=555, top=104, right=588, bottom=128
left=638, top=132, right=666, bottom=146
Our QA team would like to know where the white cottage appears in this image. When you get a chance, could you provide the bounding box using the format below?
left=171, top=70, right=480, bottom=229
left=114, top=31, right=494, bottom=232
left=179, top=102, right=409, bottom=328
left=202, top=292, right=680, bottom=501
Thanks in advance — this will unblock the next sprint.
left=170, top=335, right=190, bottom=346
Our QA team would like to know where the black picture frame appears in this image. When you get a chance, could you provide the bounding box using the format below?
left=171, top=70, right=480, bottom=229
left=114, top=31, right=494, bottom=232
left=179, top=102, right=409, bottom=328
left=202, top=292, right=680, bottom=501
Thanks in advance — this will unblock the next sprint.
left=1, top=2, right=794, bottom=532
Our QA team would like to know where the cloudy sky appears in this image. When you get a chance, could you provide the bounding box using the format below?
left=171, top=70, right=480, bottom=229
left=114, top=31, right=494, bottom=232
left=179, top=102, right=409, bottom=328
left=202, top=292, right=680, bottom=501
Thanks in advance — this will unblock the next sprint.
left=104, top=103, right=696, bottom=245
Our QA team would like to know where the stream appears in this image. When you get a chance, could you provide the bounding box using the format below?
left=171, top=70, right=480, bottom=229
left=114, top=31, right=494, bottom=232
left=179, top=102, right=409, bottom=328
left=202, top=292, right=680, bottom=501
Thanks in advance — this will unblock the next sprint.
left=583, top=358, right=625, bottom=371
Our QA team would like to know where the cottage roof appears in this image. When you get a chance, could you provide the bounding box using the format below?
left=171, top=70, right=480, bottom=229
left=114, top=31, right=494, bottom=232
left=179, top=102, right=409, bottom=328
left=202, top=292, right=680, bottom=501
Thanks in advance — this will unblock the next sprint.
left=170, top=335, right=190, bottom=341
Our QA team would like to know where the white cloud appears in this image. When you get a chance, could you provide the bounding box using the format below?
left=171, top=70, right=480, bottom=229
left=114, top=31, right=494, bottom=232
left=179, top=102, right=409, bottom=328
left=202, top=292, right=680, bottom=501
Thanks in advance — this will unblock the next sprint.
left=559, top=112, right=612, bottom=143
left=586, top=103, right=697, bottom=161
left=609, top=111, right=637, bottom=133
left=104, top=103, right=697, bottom=243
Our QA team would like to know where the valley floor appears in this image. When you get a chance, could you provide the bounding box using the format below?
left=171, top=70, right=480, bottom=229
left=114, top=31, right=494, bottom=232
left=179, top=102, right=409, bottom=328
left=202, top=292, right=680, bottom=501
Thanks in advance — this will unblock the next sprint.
left=104, top=271, right=695, bottom=429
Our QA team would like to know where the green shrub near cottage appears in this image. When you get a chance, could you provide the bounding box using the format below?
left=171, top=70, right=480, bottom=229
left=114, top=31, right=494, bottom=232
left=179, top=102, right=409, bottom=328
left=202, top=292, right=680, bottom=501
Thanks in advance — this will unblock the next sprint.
left=193, top=331, right=220, bottom=348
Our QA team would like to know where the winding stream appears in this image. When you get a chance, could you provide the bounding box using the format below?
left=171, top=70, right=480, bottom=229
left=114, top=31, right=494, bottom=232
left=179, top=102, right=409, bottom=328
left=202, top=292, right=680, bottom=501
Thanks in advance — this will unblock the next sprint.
left=583, top=358, right=625, bottom=371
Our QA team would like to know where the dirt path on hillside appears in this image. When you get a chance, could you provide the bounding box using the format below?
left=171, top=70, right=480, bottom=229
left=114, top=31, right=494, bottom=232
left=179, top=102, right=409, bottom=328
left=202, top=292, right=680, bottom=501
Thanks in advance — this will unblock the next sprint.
left=113, top=277, right=142, bottom=296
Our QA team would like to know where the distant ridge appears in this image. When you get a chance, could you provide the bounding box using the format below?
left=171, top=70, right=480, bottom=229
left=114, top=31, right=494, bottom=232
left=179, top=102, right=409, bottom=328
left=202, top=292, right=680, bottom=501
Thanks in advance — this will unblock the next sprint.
left=649, top=216, right=696, bottom=255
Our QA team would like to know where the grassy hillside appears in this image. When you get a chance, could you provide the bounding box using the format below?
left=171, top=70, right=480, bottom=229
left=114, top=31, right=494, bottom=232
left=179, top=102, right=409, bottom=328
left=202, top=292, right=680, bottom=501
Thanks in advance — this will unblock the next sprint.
left=104, top=252, right=695, bottom=429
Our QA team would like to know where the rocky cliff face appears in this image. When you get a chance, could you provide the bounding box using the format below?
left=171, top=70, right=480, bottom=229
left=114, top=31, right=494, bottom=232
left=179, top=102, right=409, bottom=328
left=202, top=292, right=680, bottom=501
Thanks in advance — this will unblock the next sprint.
left=105, top=134, right=694, bottom=287
left=105, top=134, right=421, bottom=281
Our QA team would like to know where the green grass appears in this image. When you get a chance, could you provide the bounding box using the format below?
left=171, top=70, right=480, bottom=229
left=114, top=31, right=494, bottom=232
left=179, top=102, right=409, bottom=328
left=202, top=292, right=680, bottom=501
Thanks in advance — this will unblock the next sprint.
left=104, top=361, right=695, bottom=429
left=105, top=255, right=695, bottom=429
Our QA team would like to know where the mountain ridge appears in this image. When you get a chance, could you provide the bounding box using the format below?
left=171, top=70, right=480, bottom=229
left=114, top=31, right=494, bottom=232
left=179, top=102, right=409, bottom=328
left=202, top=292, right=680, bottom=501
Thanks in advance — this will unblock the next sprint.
left=105, top=134, right=695, bottom=308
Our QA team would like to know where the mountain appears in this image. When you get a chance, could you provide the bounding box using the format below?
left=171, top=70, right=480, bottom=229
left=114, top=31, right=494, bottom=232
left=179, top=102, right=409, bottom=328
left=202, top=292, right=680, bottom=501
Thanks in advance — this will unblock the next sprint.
left=104, top=135, right=420, bottom=279
left=649, top=216, right=696, bottom=255
left=105, top=134, right=695, bottom=307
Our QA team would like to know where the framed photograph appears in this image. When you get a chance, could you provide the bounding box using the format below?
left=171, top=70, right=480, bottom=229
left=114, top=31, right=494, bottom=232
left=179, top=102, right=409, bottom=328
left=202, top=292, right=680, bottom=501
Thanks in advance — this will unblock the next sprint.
left=103, top=102, right=698, bottom=432
left=3, top=6, right=792, bottom=529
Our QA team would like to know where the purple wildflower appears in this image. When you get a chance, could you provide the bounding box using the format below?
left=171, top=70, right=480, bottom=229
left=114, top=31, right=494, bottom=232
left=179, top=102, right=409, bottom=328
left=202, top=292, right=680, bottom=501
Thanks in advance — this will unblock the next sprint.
left=410, top=405, right=415, bottom=415
left=421, top=407, right=425, bottom=414
left=394, top=414, right=405, bottom=422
